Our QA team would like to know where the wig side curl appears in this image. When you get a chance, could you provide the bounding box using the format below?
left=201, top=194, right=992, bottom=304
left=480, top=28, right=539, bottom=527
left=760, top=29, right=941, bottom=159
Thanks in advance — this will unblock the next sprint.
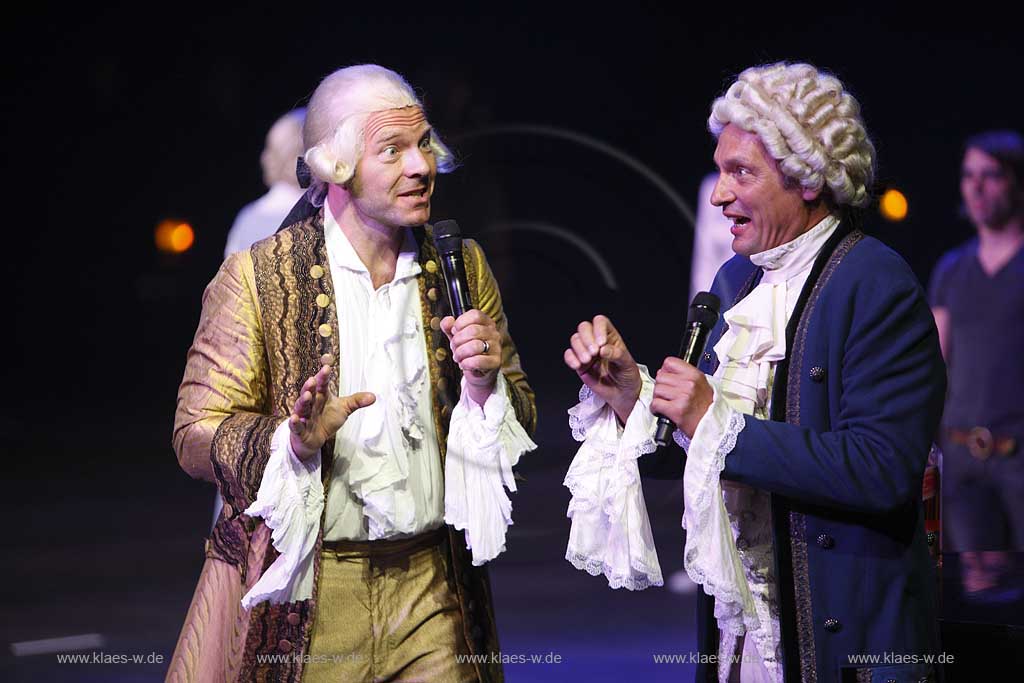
left=709, top=62, right=875, bottom=209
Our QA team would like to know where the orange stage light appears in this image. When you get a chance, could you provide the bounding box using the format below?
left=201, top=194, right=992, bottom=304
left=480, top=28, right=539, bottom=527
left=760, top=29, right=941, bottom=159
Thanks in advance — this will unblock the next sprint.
left=155, top=219, right=195, bottom=254
left=880, top=189, right=908, bottom=222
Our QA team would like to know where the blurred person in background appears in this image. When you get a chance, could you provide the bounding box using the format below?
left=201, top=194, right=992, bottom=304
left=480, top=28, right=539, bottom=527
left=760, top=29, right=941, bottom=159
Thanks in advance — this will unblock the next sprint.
left=223, top=108, right=308, bottom=258
left=930, top=130, right=1024, bottom=592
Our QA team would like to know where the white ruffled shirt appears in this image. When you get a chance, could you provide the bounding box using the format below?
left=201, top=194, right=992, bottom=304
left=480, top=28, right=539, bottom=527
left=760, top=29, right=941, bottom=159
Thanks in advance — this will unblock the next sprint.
left=564, top=215, right=838, bottom=683
left=240, top=212, right=536, bottom=609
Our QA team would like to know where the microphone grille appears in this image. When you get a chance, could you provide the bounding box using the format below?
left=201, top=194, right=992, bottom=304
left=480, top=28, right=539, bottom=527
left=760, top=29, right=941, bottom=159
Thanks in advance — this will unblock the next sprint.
left=433, top=220, right=463, bottom=256
left=688, top=291, right=721, bottom=327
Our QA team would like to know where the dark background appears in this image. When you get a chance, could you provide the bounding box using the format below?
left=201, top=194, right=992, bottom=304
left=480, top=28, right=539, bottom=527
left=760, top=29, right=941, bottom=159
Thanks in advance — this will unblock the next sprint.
left=2, top=4, right=1019, bottom=681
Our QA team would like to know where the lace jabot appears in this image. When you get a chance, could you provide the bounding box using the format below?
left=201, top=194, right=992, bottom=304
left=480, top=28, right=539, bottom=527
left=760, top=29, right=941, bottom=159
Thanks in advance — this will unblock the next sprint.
left=712, top=215, right=838, bottom=415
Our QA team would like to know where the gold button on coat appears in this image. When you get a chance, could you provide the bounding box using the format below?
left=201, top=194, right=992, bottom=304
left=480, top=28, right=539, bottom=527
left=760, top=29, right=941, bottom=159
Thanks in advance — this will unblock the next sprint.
left=425, top=260, right=438, bottom=274
left=430, top=317, right=441, bottom=331
left=310, top=265, right=325, bottom=279
left=316, top=294, right=331, bottom=308
left=427, top=288, right=438, bottom=302
left=436, top=377, right=448, bottom=391
left=318, top=324, right=332, bottom=338
left=435, top=348, right=448, bottom=361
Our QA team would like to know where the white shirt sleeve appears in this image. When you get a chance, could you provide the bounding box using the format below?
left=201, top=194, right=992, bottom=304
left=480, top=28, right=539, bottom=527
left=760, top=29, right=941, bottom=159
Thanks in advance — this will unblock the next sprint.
left=563, top=366, right=664, bottom=590
left=240, top=419, right=324, bottom=609
left=444, top=372, right=538, bottom=566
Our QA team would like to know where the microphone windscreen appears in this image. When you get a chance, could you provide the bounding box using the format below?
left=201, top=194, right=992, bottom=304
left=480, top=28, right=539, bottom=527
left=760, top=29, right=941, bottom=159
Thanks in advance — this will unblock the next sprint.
left=687, top=291, right=721, bottom=328
left=433, top=220, right=462, bottom=256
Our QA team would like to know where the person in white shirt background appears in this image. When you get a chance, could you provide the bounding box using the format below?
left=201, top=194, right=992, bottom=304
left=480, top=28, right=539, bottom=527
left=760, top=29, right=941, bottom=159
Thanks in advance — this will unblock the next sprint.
left=223, top=108, right=308, bottom=258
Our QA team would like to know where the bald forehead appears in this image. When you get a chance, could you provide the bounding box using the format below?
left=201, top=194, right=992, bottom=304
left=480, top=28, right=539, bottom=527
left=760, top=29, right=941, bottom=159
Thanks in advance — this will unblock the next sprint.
left=364, top=106, right=429, bottom=143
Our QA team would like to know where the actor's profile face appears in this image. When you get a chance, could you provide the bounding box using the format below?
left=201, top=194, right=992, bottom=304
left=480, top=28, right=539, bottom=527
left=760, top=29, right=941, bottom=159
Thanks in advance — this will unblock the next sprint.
left=961, top=147, right=1018, bottom=230
left=711, top=124, right=818, bottom=257
left=350, top=107, right=437, bottom=229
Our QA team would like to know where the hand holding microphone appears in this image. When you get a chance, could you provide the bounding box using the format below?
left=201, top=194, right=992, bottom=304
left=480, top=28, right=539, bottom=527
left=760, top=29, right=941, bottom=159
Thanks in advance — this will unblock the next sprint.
left=652, top=292, right=721, bottom=446
left=434, top=220, right=502, bottom=406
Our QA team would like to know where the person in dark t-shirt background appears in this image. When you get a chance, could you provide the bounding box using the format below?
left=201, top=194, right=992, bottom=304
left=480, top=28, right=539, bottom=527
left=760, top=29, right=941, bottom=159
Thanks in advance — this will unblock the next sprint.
left=930, top=130, right=1024, bottom=573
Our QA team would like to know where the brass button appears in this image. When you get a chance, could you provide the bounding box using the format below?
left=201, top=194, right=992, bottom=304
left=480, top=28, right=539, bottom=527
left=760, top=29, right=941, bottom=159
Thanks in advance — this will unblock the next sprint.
left=430, top=316, right=441, bottom=331
left=427, top=287, right=438, bottom=302
left=286, top=612, right=301, bottom=626
left=425, top=260, right=438, bottom=274
left=436, top=377, right=448, bottom=391
left=318, top=324, right=332, bottom=338
left=309, top=265, right=325, bottom=279
left=435, top=348, right=448, bottom=361
left=278, top=638, right=293, bottom=653
left=442, top=404, right=452, bottom=418
left=316, top=294, right=331, bottom=308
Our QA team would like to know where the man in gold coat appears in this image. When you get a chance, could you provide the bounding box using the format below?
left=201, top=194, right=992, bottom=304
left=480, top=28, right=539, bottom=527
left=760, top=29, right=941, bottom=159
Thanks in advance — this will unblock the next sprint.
left=168, top=64, right=536, bottom=683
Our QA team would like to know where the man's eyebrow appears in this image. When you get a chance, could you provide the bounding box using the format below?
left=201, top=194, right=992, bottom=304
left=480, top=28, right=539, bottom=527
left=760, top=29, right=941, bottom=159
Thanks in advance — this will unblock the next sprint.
left=370, top=125, right=431, bottom=145
left=371, top=129, right=405, bottom=144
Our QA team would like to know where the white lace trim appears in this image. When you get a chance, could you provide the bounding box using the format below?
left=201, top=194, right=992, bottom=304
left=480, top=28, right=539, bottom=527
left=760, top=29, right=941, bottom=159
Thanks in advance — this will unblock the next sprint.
left=241, top=420, right=323, bottom=608
left=563, top=366, right=664, bottom=590
left=565, top=550, right=661, bottom=591
left=682, top=381, right=760, bottom=640
left=445, top=373, right=537, bottom=566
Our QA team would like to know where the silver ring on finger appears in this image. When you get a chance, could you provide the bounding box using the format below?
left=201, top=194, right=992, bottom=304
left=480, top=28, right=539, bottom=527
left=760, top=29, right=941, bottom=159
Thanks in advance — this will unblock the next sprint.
left=481, top=340, right=490, bottom=355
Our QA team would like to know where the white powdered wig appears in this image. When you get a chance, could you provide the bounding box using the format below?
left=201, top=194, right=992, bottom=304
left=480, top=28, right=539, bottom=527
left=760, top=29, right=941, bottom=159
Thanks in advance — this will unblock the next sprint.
left=709, top=62, right=875, bottom=208
left=302, top=64, right=455, bottom=195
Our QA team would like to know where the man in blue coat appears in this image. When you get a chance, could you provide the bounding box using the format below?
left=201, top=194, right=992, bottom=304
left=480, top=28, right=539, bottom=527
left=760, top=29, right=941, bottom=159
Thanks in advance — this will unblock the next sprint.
left=563, top=62, right=945, bottom=682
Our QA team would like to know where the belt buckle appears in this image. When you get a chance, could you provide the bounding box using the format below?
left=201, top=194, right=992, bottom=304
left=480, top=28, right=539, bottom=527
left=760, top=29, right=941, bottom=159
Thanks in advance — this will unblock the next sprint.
left=968, top=426, right=994, bottom=460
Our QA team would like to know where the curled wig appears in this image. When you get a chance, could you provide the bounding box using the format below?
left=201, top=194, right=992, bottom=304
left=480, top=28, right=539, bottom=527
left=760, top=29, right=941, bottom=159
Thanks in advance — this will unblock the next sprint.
left=302, top=64, right=455, bottom=202
left=709, top=62, right=875, bottom=209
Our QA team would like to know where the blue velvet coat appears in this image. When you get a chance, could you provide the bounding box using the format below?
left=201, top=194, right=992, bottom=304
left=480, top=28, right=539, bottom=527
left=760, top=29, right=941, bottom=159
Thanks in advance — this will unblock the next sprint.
left=690, top=225, right=946, bottom=683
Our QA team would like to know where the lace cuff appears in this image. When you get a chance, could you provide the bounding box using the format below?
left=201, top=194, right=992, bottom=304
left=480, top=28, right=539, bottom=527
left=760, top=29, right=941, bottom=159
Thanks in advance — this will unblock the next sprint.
left=563, top=366, right=664, bottom=590
left=681, top=377, right=758, bottom=636
left=445, top=372, right=538, bottom=566
left=241, top=420, right=323, bottom=609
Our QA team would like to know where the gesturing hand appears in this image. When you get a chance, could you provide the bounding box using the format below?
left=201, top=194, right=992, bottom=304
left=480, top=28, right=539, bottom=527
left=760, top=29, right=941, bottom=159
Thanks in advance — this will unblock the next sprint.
left=563, top=315, right=642, bottom=423
left=288, top=353, right=375, bottom=462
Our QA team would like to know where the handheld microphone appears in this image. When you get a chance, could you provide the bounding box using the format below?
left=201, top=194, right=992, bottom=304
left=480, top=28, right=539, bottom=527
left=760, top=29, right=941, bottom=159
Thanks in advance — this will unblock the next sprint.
left=654, top=291, right=721, bottom=447
left=433, top=220, right=473, bottom=317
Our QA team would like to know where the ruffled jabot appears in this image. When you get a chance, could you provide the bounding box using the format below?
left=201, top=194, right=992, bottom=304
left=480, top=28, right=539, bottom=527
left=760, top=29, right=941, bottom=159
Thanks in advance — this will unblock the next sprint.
left=712, top=215, right=839, bottom=414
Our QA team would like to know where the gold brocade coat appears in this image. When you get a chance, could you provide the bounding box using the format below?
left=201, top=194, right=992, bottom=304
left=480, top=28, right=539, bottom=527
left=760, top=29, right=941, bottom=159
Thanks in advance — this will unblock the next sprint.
left=167, top=212, right=536, bottom=683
